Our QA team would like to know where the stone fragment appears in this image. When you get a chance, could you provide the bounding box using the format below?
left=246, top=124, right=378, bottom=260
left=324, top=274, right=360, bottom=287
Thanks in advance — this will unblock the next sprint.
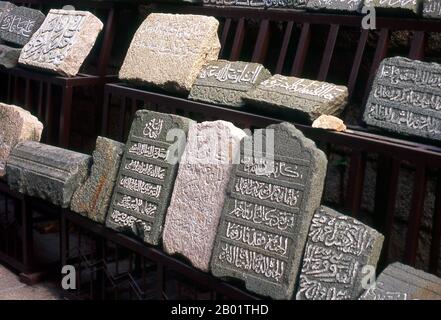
left=306, top=0, right=364, bottom=12
left=296, top=206, right=384, bottom=300
left=19, top=10, right=103, bottom=77
left=363, top=57, right=441, bottom=141
left=0, top=2, right=14, bottom=24
left=211, top=122, right=327, bottom=299
left=203, top=0, right=308, bottom=9
left=189, top=60, right=271, bottom=107
left=423, top=0, right=441, bottom=19
left=0, top=44, right=20, bottom=68
left=119, top=13, right=220, bottom=94
left=312, top=115, right=347, bottom=132
left=70, top=137, right=124, bottom=224
left=163, top=120, right=247, bottom=272
left=106, top=110, right=194, bottom=245
left=6, top=141, right=91, bottom=208
left=0, top=103, right=43, bottom=176
left=0, top=6, right=44, bottom=46
left=360, top=262, right=441, bottom=300
left=244, top=74, right=348, bottom=123
left=364, top=0, right=423, bottom=15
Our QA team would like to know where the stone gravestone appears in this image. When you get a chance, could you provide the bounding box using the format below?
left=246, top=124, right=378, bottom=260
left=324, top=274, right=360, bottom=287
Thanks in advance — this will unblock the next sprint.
left=363, top=57, right=441, bottom=141
left=203, top=0, right=308, bottom=9
left=105, top=110, right=194, bottom=245
left=6, top=141, right=91, bottom=208
left=0, top=6, right=45, bottom=47
left=364, top=0, right=423, bottom=15
left=188, top=60, right=271, bottom=108
left=296, top=206, right=384, bottom=300
left=423, top=0, right=441, bottom=19
left=210, top=122, right=327, bottom=299
left=70, top=137, right=124, bottom=224
left=0, top=103, right=43, bottom=176
left=244, top=74, right=348, bottom=123
left=119, top=13, right=221, bottom=94
left=360, top=262, right=441, bottom=300
left=0, top=44, right=20, bottom=68
left=163, top=121, right=247, bottom=272
left=19, top=10, right=103, bottom=77
left=306, top=0, right=364, bottom=13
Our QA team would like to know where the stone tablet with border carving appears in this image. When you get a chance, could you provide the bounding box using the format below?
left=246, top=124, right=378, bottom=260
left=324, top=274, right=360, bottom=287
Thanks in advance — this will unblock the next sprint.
left=296, top=206, right=384, bottom=300
left=363, top=57, right=441, bottom=141
left=0, top=6, right=44, bottom=47
left=105, top=110, right=194, bottom=245
left=364, top=0, right=423, bottom=15
left=423, top=0, right=441, bottom=19
left=119, top=13, right=221, bottom=94
left=6, top=141, right=91, bottom=208
left=244, top=74, right=348, bottom=122
left=19, top=10, right=103, bottom=77
left=211, top=122, right=327, bottom=299
left=163, top=121, right=247, bottom=272
left=360, top=262, right=441, bottom=300
left=189, top=60, right=271, bottom=107
left=0, top=103, right=43, bottom=176
left=306, top=0, right=364, bottom=12
left=202, top=0, right=308, bottom=9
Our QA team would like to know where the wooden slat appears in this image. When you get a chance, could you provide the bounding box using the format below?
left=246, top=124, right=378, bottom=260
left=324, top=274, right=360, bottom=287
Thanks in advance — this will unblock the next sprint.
left=230, top=18, right=246, bottom=61
left=252, top=19, right=270, bottom=64
left=275, top=21, right=294, bottom=75
left=345, top=151, right=366, bottom=218
left=317, top=24, right=339, bottom=81
left=219, top=18, right=232, bottom=57
left=429, top=172, right=441, bottom=273
left=291, top=23, right=311, bottom=77
left=408, top=31, right=426, bottom=60
left=347, top=29, right=369, bottom=100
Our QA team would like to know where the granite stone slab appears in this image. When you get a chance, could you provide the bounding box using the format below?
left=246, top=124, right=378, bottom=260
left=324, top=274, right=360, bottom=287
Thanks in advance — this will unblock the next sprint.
left=423, top=0, right=441, bottom=18
left=306, top=0, right=364, bottom=12
left=0, top=44, right=19, bottom=68
left=211, top=122, right=328, bottom=299
left=0, top=6, right=44, bottom=46
left=363, top=57, right=441, bottom=141
left=70, top=137, right=124, bottom=224
left=6, top=141, right=91, bottom=208
left=364, top=0, right=423, bottom=15
left=163, top=120, right=247, bottom=272
left=189, top=60, right=271, bottom=107
left=360, top=262, right=441, bottom=300
left=202, top=0, right=308, bottom=9
left=19, top=10, right=103, bottom=77
left=296, top=206, right=384, bottom=300
left=106, top=110, right=194, bottom=245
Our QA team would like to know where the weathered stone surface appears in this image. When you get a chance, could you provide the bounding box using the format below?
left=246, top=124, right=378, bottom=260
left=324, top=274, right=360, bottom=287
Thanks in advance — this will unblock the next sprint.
left=70, top=137, right=124, bottom=224
left=244, top=74, right=348, bottom=122
left=306, top=0, right=364, bottom=12
left=189, top=60, right=271, bottom=107
left=163, top=121, right=247, bottom=272
left=0, top=44, right=20, bottom=68
left=296, top=206, right=384, bottom=300
left=19, top=10, right=103, bottom=77
left=0, top=103, right=42, bottom=176
left=106, top=110, right=194, bottom=245
left=312, top=115, right=347, bottom=132
left=360, top=262, right=441, bottom=300
left=363, top=57, right=441, bottom=141
left=119, top=13, right=220, bottom=94
left=203, top=0, right=307, bottom=9
left=423, top=0, right=441, bottom=19
left=6, top=141, right=91, bottom=208
left=364, top=0, right=423, bottom=15
left=0, top=6, right=44, bottom=46
left=0, top=2, right=14, bottom=25
left=211, top=122, right=327, bottom=299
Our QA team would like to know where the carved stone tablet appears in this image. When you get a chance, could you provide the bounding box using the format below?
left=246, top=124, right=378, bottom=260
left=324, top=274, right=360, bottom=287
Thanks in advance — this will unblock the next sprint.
left=19, top=10, right=103, bottom=77
left=6, top=141, right=91, bottom=208
left=189, top=60, right=271, bottom=107
left=306, top=0, right=364, bottom=12
left=70, top=137, right=124, bottom=224
left=106, top=110, right=194, bottom=245
left=364, top=0, right=423, bottom=15
left=163, top=121, right=247, bottom=272
left=0, top=103, right=43, bottom=176
left=0, top=2, right=15, bottom=26
left=0, top=44, right=20, bottom=68
left=119, top=13, right=221, bottom=94
left=202, top=0, right=308, bottom=9
left=296, top=206, right=384, bottom=300
left=244, top=74, right=348, bottom=122
left=0, top=6, right=44, bottom=47
left=423, top=0, right=441, bottom=19
left=210, top=122, right=327, bottom=299
left=363, top=57, right=441, bottom=141
left=360, top=262, right=441, bottom=300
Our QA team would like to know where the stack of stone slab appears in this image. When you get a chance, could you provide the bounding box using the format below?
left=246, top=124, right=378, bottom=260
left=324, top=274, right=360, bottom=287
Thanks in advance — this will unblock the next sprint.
left=0, top=3, right=44, bottom=69
left=423, top=0, right=441, bottom=18
left=306, top=0, right=364, bottom=13
left=364, top=0, right=424, bottom=15
left=202, top=0, right=308, bottom=9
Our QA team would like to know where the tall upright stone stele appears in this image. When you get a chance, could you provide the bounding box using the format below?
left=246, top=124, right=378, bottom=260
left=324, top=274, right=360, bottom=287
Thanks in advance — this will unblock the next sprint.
left=119, top=13, right=221, bottom=94
left=162, top=121, right=247, bottom=272
left=210, top=122, right=327, bottom=299
left=360, top=262, right=441, bottom=300
left=6, top=141, right=91, bottom=208
left=423, top=0, right=441, bottom=19
left=19, top=10, right=103, bottom=77
left=106, top=110, right=194, bottom=245
left=363, top=57, right=441, bottom=141
left=70, top=137, right=125, bottom=224
left=0, top=103, right=43, bottom=176
left=296, top=206, right=384, bottom=300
